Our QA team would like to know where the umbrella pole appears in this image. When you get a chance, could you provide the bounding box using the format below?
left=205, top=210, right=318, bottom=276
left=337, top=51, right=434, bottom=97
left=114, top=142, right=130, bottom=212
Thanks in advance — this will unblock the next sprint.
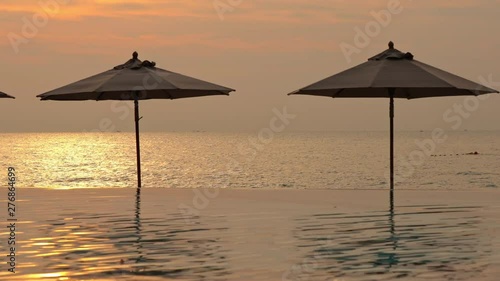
left=389, top=88, right=395, bottom=195
left=134, top=95, right=142, bottom=189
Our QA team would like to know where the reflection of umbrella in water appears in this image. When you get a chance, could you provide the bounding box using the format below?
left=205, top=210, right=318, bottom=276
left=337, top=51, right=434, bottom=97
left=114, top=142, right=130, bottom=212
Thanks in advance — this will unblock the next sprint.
left=125, top=188, right=231, bottom=278
left=376, top=195, right=398, bottom=268
left=0, top=91, right=15, bottom=99
left=131, top=188, right=145, bottom=272
left=289, top=199, right=487, bottom=280
left=37, top=52, right=234, bottom=188
left=289, top=42, right=499, bottom=194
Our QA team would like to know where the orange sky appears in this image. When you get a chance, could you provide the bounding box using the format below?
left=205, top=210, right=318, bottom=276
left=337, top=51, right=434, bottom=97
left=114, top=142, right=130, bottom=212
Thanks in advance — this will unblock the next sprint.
left=1, top=0, right=499, bottom=132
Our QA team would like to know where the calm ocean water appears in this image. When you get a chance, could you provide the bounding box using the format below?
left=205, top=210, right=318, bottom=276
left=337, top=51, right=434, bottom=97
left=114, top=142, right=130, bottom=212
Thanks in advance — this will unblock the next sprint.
left=1, top=132, right=499, bottom=280
left=1, top=131, right=499, bottom=189
left=0, top=189, right=499, bottom=280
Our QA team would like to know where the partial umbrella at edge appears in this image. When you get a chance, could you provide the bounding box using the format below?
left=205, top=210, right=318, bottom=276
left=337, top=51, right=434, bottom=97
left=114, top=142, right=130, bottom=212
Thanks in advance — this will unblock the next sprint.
left=0, top=92, right=15, bottom=99
left=37, top=52, right=235, bottom=188
left=289, top=41, right=498, bottom=194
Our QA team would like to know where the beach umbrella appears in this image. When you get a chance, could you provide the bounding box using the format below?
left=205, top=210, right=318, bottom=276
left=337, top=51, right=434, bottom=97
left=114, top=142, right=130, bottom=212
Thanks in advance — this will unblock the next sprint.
left=38, top=52, right=234, bottom=189
left=0, top=91, right=15, bottom=99
left=289, top=41, right=498, bottom=194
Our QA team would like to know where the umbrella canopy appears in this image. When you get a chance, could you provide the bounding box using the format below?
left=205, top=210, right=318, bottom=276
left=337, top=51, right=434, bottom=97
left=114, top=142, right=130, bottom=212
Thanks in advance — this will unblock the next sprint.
left=38, top=52, right=234, bottom=188
left=0, top=91, right=15, bottom=99
left=290, top=41, right=497, bottom=98
left=289, top=41, right=498, bottom=193
left=38, top=52, right=233, bottom=101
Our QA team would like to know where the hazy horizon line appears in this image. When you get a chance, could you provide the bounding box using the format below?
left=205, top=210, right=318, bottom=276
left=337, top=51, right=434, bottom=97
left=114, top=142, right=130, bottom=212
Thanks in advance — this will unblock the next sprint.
left=1, top=129, right=498, bottom=134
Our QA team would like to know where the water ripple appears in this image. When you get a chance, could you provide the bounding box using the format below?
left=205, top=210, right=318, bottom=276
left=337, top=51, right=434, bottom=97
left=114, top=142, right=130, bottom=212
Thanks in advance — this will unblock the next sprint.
left=285, top=205, right=493, bottom=281
left=1, top=190, right=499, bottom=280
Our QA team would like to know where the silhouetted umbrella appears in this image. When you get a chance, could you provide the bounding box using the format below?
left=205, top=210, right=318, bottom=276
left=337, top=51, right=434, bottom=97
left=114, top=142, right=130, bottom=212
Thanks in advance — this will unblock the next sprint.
left=289, top=42, right=498, bottom=195
left=38, top=52, right=234, bottom=189
left=0, top=91, right=14, bottom=99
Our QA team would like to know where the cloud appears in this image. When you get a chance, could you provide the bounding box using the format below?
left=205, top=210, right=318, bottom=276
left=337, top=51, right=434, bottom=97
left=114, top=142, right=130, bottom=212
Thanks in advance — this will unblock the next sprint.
left=1, top=0, right=498, bottom=58
left=0, top=0, right=211, bottom=20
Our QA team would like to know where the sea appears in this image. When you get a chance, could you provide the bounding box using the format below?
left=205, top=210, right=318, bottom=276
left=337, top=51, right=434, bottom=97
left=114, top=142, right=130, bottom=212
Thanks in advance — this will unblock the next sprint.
left=0, top=131, right=499, bottom=280
left=1, top=131, right=499, bottom=190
